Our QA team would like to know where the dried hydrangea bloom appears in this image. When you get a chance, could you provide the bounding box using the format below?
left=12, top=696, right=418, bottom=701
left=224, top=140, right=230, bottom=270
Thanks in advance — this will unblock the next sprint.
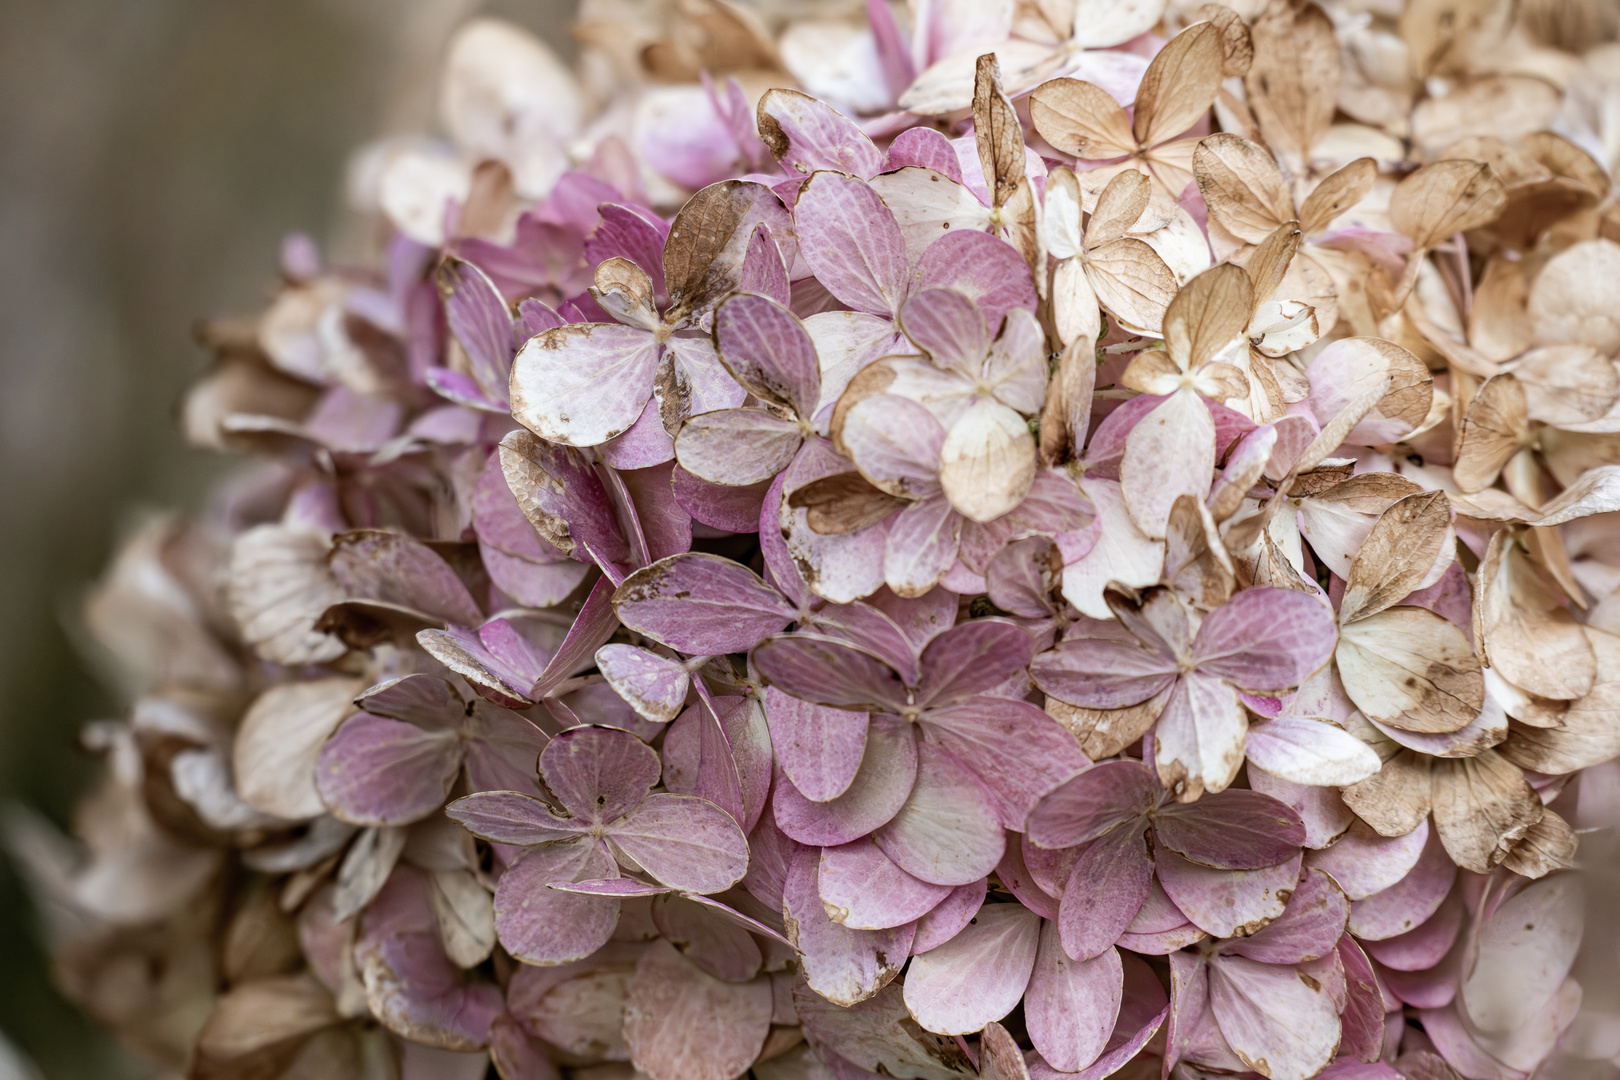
left=27, top=3, right=1620, bottom=1079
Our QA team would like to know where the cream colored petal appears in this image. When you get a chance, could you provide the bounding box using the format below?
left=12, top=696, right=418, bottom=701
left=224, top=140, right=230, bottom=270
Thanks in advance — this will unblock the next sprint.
left=1336, top=608, right=1484, bottom=735
left=939, top=400, right=1038, bottom=524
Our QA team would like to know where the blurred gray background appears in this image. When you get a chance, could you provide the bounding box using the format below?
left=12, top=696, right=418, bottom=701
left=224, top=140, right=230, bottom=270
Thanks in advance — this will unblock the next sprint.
left=0, top=0, right=571, bottom=1074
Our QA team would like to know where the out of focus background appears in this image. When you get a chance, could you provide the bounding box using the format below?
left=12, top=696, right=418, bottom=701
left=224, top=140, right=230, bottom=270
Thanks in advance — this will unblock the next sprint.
left=0, top=1, right=570, bottom=1074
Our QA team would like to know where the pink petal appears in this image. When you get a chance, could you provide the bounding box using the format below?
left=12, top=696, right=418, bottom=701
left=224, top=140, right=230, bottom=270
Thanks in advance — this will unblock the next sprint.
left=772, top=715, right=918, bottom=845
left=791, top=983, right=972, bottom=1080
left=460, top=705, right=549, bottom=795
left=1220, top=868, right=1349, bottom=965
left=903, top=903, right=1041, bottom=1035
left=916, top=230, right=1038, bottom=338
left=1029, top=636, right=1179, bottom=710
left=493, top=839, right=621, bottom=965
left=1361, top=892, right=1462, bottom=971
left=810, top=603, right=921, bottom=684
left=511, top=322, right=661, bottom=446
left=547, top=878, right=672, bottom=897
left=673, top=467, right=770, bottom=533
left=1026, top=923, right=1124, bottom=1072
left=759, top=473, right=813, bottom=607
left=873, top=742, right=1005, bottom=886
left=1120, top=390, right=1215, bottom=540
left=650, top=893, right=763, bottom=982
left=1156, top=850, right=1302, bottom=939
left=1025, top=760, right=1159, bottom=850
left=766, top=687, right=871, bottom=803
left=599, top=398, right=677, bottom=469
left=924, top=697, right=1089, bottom=829
left=439, top=256, right=517, bottom=403
left=842, top=393, right=948, bottom=497
left=330, top=530, right=485, bottom=626
left=759, top=89, right=885, bottom=179
left=1346, top=826, right=1456, bottom=941
left=1031, top=952, right=1168, bottom=1080
left=611, top=793, right=750, bottom=893
left=916, top=619, right=1034, bottom=706
left=753, top=633, right=910, bottom=713
left=1207, top=954, right=1341, bottom=1080
left=1248, top=765, right=1353, bottom=849
left=615, top=552, right=796, bottom=655
left=884, top=497, right=962, bottom=598
left=794, top=172, right=909, bottom=316
left=885, top=128, right=961, bottom=179
left=713, top=287, right=823, bottom=420
left=1058, top=825, right=1154, bottom=961
left=1191, top=588, right=1338, bottom=693
left=676, top=407, right=805, bottom=486
left=820, top=836, right=952, bottom=929
left=998, top=840, right=1060, bottom=921
left=445, top=791, right=579, bottom=845
left=1305, top=818, right=1429, bottom=901
left=624, top=940, right=773, bottom=1080
left=530, top=575, right=621, bottom=698
left=596, top=644, right=690, bottom=724
left=356, top=866, right=503, bottom=1050
left=317, top=713, right=461, bottom=826
left=1151, top=672, right=1249, bottom=799
left=1152, top=788, right=1306, bottom=870
left=737, top=224, right=792, bottom=307
left=1244, top=717, right=1382, bottom=788
left=783, top=845, right=914, bottom=1006
left=911, top=879, right=988, bottom=954
left=619, top=460, right=695, bottom=562
left=1336, top=937, right=1386, bottom=1065
left=357, top=673, right=464, bottom=727
left=499, top=432, right=632, bottom=574
left=899, top=288, right=991, bottom=371
left=541, top=724, right=661, bottom=823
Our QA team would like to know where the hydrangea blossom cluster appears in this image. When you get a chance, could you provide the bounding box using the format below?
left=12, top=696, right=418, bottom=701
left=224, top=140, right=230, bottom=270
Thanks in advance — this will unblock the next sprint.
left=22, top=2, right=1620, bottom=1079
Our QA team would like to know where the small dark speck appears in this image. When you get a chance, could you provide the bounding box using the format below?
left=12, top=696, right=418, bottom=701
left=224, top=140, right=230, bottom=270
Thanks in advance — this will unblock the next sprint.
left=969, top=917, right=977, bottom=925
left=597, top=795, right=607, bottom=805
left=1526, top=923, right=1535, bottom=930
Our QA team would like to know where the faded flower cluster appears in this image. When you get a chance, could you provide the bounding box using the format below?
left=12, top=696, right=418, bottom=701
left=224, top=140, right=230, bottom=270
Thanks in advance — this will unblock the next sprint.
left=21, top=1, right=1620, bottom=1079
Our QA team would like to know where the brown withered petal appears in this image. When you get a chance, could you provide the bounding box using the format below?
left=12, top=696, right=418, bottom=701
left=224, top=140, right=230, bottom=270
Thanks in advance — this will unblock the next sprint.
left=1085, top=239, right=1179, bottom=334
left=594, top=256, right=659, bottom=324
left=1501, top=628, right=1620, bottom=774
left=1038, top=336, right=1097, bottom=466
left=1469, top=257, right=1533, bottom=363
left=787, top=473, right=908, bottom=536
left=1398, top=0, right=1513, bottom=78
left=1120, top=350, right=1181, bottom=395
left=1164, top=263, right=1253, bottom=371
left=663, top=180, right=791, bottom=326
left=1452, top=373, right=1528, bottom=493
left=1244, top=0, right=1340, bottom=161
left=1193, top=133, right=1293, bottom=244
left=973, top=54, right=1025, bottom=210
left=1088, top=169, right=1153, bottom=251
left=1500, top=808, right=1579, bottom=879
left=1336, top=606, right=1484, bottom=734
left=1164, top=494, right=1235, bottom=609
left=1513, top=345, right=1620, bottom=427
left=1029, top=78, right=1136, bottom=161
left=1523, top=131, right=1611, bottom=200
left=1244, top=222, right=1304, bottom=312
left=1196, top=362, right=1251, bottom=402
left=1045, top=684, right=1171, bottom=761
left=234, top=678, right=365, bottom=822
left=1298, top=158, right=1378, bottom=237
left=829, top=360, right=898, bottom=458
left=1342, top=748, right=1432, bottom=839
left=1429, top=750, right=1543, bottom=874
left=1131, top=21, right=1224, bottom=149
left=1001, top=178, right=1044, bottom=280
left=1475, top=530, right=1597, bottom=701
left=1409, top=78, right=1561, bottom=160
left=1388, top=160, right=1508, bottom=251
left=227, top=525, right=348, bottom=668
left=1339, top=490, right=1453, bottom=625
left=192, top=975, right=342, bottom=1080
left=1197, top=3, right=1254, bottom=77
left=1397, top=1051, right=1463, bottom=1080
